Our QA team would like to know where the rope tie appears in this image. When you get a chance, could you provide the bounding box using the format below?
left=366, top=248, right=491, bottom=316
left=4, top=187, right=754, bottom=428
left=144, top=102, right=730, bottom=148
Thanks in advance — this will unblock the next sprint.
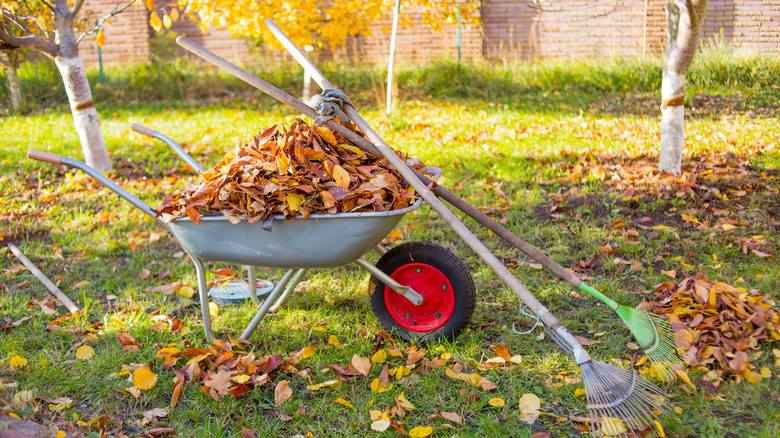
left=512, top=303, right=548, bottom=335
left=305, top=88, right=354, bottom=125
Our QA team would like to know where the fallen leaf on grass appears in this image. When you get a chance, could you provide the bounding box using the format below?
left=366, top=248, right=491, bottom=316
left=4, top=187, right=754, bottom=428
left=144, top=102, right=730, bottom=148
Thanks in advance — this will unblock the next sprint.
left=118, top=332, right=139, bottom=351
left=488, top=397, right=505, bottom=407
left=439, top=411, right=463, bottom=425
left=142, top=408, right=169, bottom=422
left=75, top=345, right=95, bottom=360
left=9, top=355, right=27, bottom=369
left=371, top=349, right=388, bottom=363
left=350, top=354, right=371, bottom=377
left=334, top=397, right=355, bottom=410
left=274, top=380, right=292, bottom=406
left=142, top=427, right=175, bottom=437
left=328, top=335, right=341, bottom=349
left=133, top=367, right=158, bottom=390
left=409, top=426, right=433, bottom=437
left=519, top=393, right=541, bottom=424
left=600, top=417, right=626, bottom=436
left=306, top=380, right=340, bottom=391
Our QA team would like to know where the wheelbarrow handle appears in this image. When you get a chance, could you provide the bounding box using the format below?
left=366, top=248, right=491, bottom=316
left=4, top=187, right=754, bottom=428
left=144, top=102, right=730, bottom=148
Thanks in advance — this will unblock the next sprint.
left=131, top=123, right=205, bottom=173
left=27, top=149, right=159, bottom=220
left=131, top=123, right=156, bottom=138
left=27, top=150, right=63, bottom=165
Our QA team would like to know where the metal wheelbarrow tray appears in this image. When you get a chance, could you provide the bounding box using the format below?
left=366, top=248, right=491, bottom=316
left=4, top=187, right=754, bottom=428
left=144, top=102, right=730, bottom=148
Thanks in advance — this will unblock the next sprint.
left=27, top=148, right=476, bottom=344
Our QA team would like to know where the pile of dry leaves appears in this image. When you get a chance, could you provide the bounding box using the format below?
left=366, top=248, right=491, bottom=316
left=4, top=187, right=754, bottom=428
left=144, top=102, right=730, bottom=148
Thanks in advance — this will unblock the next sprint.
left=157, top=120, right=428, bottom=224
left=648, top=273, right=779, bottom=383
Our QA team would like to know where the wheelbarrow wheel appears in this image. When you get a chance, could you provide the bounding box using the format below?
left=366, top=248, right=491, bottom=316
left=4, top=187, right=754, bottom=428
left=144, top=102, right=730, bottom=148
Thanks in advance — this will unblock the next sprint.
left=369, top=241, right=476, bottom=341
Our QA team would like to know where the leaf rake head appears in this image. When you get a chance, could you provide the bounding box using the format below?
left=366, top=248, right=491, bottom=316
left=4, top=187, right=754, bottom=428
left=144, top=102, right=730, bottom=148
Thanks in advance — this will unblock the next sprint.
left=616, top=306, right=681, bottom=382
left=581, top=359, right=669, bottom=437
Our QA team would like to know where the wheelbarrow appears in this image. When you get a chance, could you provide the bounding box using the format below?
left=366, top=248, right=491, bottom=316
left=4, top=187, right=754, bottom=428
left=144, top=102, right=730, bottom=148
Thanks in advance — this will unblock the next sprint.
left=26, top=146, right=476, bottom=343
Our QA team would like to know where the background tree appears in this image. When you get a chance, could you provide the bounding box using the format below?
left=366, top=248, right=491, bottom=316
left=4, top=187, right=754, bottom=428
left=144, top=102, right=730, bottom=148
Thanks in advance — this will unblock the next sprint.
left=0, top=1, right=136, bottom=172
left=171, top=0, right=480, bottom=50
left=659, top=0, right=709, bottom=174
left=0, top=40, right=23, bottom=112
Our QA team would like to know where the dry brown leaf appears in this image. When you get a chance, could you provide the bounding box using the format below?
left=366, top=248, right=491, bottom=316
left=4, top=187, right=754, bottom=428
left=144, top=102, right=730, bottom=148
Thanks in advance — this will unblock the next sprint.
left=274, top=380, right=292, bottom=406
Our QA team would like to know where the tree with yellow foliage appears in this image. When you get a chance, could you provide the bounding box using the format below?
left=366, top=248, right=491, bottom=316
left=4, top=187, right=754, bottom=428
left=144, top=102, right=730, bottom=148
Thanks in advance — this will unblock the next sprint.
left=166, top=0, right=480, bottom=50
left=0, top=1, right=136, bottom=171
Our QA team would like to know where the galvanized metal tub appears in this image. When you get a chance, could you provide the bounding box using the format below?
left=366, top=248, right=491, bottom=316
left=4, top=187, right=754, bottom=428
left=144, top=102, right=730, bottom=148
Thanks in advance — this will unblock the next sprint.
left=164, top=198, right=423, bottom=268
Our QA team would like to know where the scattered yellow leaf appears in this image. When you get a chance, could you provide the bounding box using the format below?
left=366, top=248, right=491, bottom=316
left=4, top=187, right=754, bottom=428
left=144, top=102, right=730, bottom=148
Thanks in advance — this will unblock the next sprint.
left=601, top=417, right=626, bottom=436
left=371, top=350, right=388, bottom=364
left=312, top=326, right=326, bottom=332
left=306, top=380, right=340, bottom=391
left=9, top=355, right=28, bottom=368
left=370, top=377, right=392, bottom=393
left=132, top=367, right=158, bottom=390
left=674, top=369, right=695, bottom=390
left=396, top=393, right=415, bottom=410
left=408, top=426, right=433, bottom=437
left=232, top=374, right=250, bottom=384
left=55, top=431, right=66, bottom=438
left=655, top=420, right=666, bottom=437
left=488, top=397, right=505, bottom=407
left=327, top=335, right=341, bottom=349
left=574, top=388, right=586, bottom=398
left=390, top=365, right=411, bottom=379
left=125, top=386, right=141, bottom=398
left=75, top=345, right=95, bottom=360
left=301, top=345, right=314, bottom=359
left=760, top=368, right=772, bottom=379
left=209, top=302, right=219, bottom=319
left=177, top=286, right=195, bottom=298
left=334, top=397, right=355, bottom=410
left=673, top=406, right=683, bottom=415
left=509, top=355, right=523, bottom=365
left=73, top=280, right=90, bottom=288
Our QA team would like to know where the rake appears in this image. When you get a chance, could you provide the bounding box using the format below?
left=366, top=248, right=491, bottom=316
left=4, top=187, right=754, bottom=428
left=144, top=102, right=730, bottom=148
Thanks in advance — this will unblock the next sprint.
left=174, top=22, right=672, bottom=435
left=260, top=22, right=680, bottom=383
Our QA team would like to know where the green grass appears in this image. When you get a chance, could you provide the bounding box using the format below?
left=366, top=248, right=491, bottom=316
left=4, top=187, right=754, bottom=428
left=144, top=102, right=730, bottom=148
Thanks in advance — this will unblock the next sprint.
left=1, top=54, right=779, bottom=437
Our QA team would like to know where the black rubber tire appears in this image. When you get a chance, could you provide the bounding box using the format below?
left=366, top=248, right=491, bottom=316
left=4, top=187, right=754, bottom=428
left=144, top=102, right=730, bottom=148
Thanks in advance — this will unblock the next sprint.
left=369, top=241, right=476, bottom=342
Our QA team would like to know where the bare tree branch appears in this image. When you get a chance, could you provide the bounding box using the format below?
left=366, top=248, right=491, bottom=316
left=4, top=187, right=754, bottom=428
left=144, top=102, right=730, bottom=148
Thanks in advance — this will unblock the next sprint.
left=70, top=0, right=87, bottom=17
left=0, top=26, right=57, bottom=55
left=74, top=1, right=137, bottom=46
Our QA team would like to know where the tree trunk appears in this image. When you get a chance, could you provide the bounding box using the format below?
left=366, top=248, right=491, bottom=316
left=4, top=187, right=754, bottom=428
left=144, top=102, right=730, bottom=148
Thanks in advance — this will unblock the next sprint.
left=53, top=6, right=112, bottom=172
left=2, top=50, right=22, bottom=112
left=658, top=0, right=708, bottom=175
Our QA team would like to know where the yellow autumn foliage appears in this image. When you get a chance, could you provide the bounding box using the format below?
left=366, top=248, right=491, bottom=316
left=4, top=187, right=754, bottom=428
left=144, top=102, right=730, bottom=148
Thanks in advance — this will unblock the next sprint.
left=174, top=0, right=480, bottom=50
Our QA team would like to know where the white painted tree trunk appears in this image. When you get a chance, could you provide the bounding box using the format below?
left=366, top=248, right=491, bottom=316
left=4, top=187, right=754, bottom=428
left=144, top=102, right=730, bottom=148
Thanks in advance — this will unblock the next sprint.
left=659, top=69, right=686, bottom=174
left=51, top=2, right=112, bottom=173
left=3, top=51, right=22, bottom=112
left=53, top=55, right=110, bottom=171
left=658, top=0, right=708, bottom=175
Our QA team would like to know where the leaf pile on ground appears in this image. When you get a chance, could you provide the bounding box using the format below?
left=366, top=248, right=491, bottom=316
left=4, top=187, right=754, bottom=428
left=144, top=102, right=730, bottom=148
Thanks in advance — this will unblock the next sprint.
left=157, top=120, right=429, bottom=224
left=648, top=272, right=779, bottom=384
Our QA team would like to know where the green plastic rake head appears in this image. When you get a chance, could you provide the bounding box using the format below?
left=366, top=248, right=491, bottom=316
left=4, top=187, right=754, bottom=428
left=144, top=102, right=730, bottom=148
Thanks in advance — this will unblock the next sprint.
left=580, top=283, right=680, bottom=382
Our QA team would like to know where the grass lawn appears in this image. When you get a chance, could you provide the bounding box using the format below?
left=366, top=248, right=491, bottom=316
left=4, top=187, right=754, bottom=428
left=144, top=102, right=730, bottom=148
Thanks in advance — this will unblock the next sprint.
left=1, top=55, right=779, bottom=438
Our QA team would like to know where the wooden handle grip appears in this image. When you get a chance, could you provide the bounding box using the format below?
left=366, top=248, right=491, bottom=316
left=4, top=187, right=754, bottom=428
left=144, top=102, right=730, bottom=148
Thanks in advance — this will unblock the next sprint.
left=131, top=123, right=155, bottom=137
left=27, top=150, right=63, bottom=165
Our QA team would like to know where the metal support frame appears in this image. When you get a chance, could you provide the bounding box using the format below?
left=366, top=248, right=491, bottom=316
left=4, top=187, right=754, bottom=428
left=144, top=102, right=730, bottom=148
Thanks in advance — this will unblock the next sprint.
left=353, top=258, right=424, bottom=306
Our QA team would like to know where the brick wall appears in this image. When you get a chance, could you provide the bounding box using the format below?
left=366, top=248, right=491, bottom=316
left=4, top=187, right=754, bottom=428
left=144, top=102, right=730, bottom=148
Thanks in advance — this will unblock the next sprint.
left=78, top=0, right=779, bottom=68
left=346, top=7, right=483, bottom=64
left=79, top=1, right=150, bottom=67
left=482, top=0, right=648, bottom=60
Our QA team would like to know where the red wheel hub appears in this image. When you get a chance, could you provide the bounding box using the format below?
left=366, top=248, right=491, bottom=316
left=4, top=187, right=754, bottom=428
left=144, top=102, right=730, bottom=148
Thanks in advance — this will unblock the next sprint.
left=384, top=263, right=455, bottom=331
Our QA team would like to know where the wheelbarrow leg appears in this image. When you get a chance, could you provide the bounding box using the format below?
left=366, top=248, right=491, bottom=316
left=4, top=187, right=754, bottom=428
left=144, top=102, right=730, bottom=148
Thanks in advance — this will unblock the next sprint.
left=269, top=268, right=308, bottom=312
left=239, top=268, right=297, bottom=339
left=191, top=256, right=215, bottom=342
